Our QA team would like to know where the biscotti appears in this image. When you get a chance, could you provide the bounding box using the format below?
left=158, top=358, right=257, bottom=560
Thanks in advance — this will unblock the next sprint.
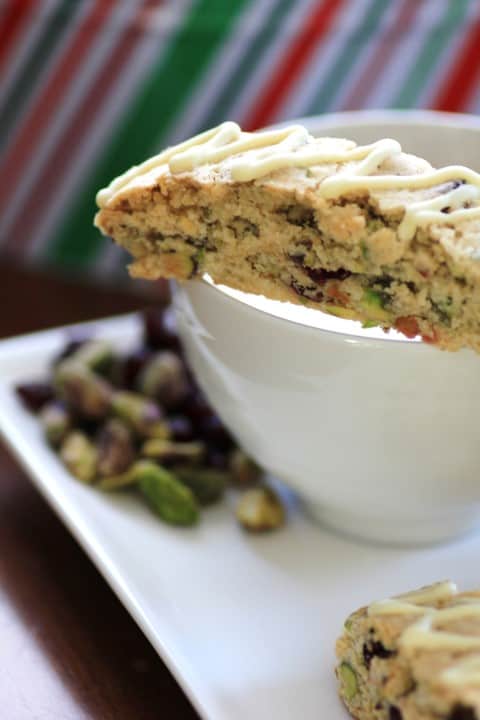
left=94, top=122, right=480, bottom=351
left=336, top=581, right=480, bottom=720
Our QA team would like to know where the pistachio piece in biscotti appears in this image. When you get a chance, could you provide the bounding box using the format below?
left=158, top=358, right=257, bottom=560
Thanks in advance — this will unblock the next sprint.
left=360, top=288, right=391, bottom=323
left=338, top=662, right=358, bottom=702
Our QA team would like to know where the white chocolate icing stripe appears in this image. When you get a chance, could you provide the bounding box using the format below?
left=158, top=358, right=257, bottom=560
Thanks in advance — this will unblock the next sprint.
left=320, top=165, right=480, bottom=197
left=367, top=582, right=480, bottom=688
left=96, top=122, right=480, bottom=245
left=368, top=581, right=458, bottom=615
left=399, top=184, right=480, bottom=241
left=396, top=580, right=458, bottom=605
left=401, top=608, right=480, bottom=652
left=229, top=138, right=401, bottom=182
left=401, top=623, right=480, bottom=651
left=443, top=656, right=480, bottom=687
left=96, top=122, right=241, bottom=206
left=171, top=124, right=311, bottom=176
left=367, top=600, right=429, bottom=616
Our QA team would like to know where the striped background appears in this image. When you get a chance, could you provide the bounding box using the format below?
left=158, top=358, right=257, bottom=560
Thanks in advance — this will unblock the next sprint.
left=1, top=0, right=480, bottom=278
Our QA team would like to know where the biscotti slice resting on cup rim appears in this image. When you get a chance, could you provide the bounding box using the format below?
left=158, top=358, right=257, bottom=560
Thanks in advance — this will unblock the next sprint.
left=94, top=121, right=480, bottom=352
left=336, top=581, right=480, bottom=720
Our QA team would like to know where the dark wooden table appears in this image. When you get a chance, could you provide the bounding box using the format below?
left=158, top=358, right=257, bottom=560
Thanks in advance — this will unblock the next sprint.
left=0, top=265, right=199, bottom=720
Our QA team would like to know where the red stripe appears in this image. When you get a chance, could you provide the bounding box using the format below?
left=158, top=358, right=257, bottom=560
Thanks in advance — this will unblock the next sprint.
left=6, top=0, right=161, bottom=254
left=0, top=0, right=36, bottom=71
left=431, top=16, right=480, bottom=112
left=0, top=0, right=116, bottom=213
left=341, top=0, right=419, bottom=111
left=242, top=0, right=346, bottom=131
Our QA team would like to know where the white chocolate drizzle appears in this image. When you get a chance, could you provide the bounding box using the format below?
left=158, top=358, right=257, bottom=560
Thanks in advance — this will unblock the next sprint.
left=368, top=581, right=458, bottom=615
left=367, top=582, right=480, bottom=689
left=443, top=656, right=480, bottom=687
left=96, top=121, right=480, bottom=244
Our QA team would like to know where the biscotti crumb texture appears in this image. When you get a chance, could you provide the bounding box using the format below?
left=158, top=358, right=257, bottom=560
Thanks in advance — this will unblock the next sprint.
left=336, top=581, right=480, bottom=720
left=94, top=122, right=480, bottom=352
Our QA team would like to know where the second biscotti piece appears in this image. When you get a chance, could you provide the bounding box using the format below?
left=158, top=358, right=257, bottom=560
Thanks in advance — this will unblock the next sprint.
left=95, top=122, right=480, bottom=352
left=336, top=580, right=480, bottom=720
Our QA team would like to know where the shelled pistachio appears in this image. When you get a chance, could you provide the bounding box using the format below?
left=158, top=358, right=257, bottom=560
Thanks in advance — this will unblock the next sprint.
left=54, top=360, right=112, bottom=419
left=96, top=418, right=135, bottom=477
left=39, top=401, right=71, bottom=447
left=141, top=438, right=205, bottom=465
left=175, top=467, right=228, bottom=505
left=236, top=487, right=285, bottom=532
left=137, top=351, right=189, bottom=408
left=60, top=431, right=98, bottom=483
left=110, top=390, right=168, bottom=438
left=229, top=448, right=262, bottom=486
left=71, top=339, right=114, bottom=374
left=137, top=461, right=199, bottom=526
left=338, top=662, right=358, bottom=701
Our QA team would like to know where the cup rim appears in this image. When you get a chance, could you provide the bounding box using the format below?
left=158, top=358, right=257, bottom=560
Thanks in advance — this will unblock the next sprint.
left=276, top=108, right=480, bottom=133
left=197, top=110, right=480, bottom=352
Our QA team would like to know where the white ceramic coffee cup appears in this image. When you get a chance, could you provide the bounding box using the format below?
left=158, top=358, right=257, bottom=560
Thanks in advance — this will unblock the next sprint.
left=173, top=110, right=480, bottom=546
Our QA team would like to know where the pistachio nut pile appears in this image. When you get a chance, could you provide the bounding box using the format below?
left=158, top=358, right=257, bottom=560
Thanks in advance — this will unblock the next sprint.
left=16, top=307, right=285, bottom=532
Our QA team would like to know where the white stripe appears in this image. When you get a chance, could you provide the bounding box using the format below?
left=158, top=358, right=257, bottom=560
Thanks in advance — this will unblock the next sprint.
left=161, top=0, right=281, bottom=146
left=366, top=0, right=446, bottom=109
left=279, top=0, right=372, bottom=122
left=230, top=0, right=317, bottom=126
left=0, top=0, right=58, bottom=108
left=0, top=0, right=142, bottom=244
left=417, top=1, right=478, bottom=108
left=31, top=0, right=194, bottom=262
left=333, top=0, right=405, bottom=111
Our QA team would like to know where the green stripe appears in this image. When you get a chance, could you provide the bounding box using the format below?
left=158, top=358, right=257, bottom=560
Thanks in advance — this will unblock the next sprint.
left=199, top=0, right=293, bottom=130
left=306, top=0, right=390, bottom=115
left=47, top=0, right=249, bottom=268
left=391, top=0, right=470, bottom=108
left=0, top=0, right=79, bottom=150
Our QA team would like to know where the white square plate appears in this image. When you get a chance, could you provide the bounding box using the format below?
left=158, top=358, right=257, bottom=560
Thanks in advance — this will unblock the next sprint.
left=1, top=314, right=480, bottom=720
